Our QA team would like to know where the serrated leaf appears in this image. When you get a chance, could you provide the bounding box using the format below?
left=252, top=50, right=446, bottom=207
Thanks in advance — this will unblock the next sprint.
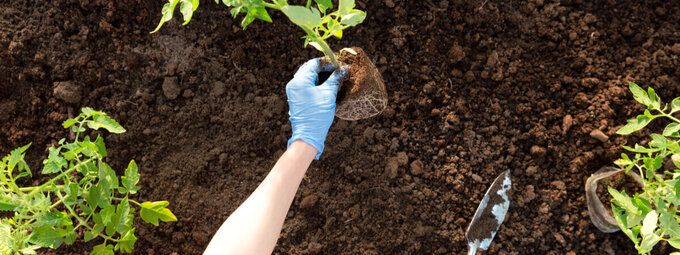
left=256, top=7, right=272, bottom=23
left=121, top=160, right=140, bottom=195
left=28, top=225, right=68, bottom=248
left=629, top=82, right=651, bottom=107
left=87, top=115, right=126, bottom=134
left=640, top=210, right=658, bottom=236
left=664, top=123, right=680, bottom=137
left=152, top=0, right=181, bottom=33
left=314, top=0, right=332, bottom=10
left=179, top=0, right=196, bottom=25
left=42, top=146, right=67, bottom=174
left=617, top=115, right=654, bottom=135
left=62, top=118, right=78, bottom=128
left=95, top=135, right=107, bottom=158
left=672, top=97, right=680, bottom=113
left=98, top=161, right=119, bottom=191
left=647, top=87, right=661, bottom=109
left=669, top=237, right=680, bottom=249
left=34, top=212, right=71, bottom=228
left=109, top=198, right=132, bottom=235
left=92, top=243, right=115, bottom=255
left=338, top=0, right=355, bottom=16
left=633, top=196, right=652, bottom=215
left=281, top=5, right=322, bottom=30
left=639, top=232, right=661, bottom=253
left=100, top=205, right=115, bottom=226
left=660, top=211, right=680, bottom=236
left=115, top=229, right=138, bottom=253
left=340, top=10, right=366, bottom=26
left=609, top=187, right=640, bottom=216
left=673, top=154, right=680, bottom=169
left=140, top=201, right=177, bottom=226
left=86, top=183, right=110, bottom=209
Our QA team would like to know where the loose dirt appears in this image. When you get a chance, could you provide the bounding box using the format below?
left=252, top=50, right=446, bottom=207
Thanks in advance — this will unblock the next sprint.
left=2, top=0, right=680, bottom=254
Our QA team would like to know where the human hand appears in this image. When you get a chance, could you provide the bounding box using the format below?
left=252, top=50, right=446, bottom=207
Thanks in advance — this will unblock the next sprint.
left=286, top=58, right=348, bottom=160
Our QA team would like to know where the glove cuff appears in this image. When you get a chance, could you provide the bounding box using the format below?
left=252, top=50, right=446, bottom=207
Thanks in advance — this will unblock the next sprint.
left=287, top=135, right=324, bottom=160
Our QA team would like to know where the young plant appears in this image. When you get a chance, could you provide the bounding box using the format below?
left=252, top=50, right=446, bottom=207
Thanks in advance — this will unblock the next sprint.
left=0, top=108, right=177, bottom=255
left=152, top=0, right=366, bottom=68
left=609, top=82, right=680, bottom=254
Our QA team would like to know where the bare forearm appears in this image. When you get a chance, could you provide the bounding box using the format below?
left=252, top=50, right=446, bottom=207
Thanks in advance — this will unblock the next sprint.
left=204, top=141, right=316, bottom=255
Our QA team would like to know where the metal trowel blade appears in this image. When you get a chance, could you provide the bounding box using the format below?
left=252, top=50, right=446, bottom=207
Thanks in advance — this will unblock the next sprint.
left=465, top=170, right=512, bottom=255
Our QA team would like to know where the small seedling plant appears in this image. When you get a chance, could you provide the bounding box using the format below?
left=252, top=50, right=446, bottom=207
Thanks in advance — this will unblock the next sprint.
left=152, top=0, right=366, bottom=68
left=0, top=108, right=177, bottom=255
left=609, top=82, right=680, bottom=254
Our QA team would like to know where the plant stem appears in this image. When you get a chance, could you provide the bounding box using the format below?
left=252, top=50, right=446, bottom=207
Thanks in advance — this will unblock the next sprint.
left=56, top=191, right=120, bottom=243
left=312, top=37, right=339, bottom=68
left=113, top=197, right=142, bottom=207
left=263, top=2, right=281, bottom=10
left=27, top=158, right=94, bottom=197
left=305, top=0, right=311, bottom=8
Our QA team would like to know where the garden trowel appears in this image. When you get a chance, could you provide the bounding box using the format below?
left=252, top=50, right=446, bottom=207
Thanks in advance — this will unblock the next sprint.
left=465, top=170, right=512, bottom=255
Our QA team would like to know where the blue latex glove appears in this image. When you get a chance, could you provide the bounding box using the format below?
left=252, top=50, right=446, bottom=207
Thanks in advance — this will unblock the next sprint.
left=286, top=58, right=349, bottom=160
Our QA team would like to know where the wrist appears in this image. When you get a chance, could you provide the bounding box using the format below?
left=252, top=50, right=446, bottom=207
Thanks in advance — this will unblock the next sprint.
left=287, top=140, right=318, bottom=160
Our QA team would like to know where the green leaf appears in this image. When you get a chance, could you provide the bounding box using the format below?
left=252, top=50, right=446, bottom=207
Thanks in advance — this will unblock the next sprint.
left=81, top=107, right=101, bottom=117
left=340, top=10, right=366, bottom=26
left=256, top=7, right=272, bottom=23
left=672, top=97, right=680, bottom=113
left=121, top=160, right=140, bottom=195
left=608, top=187, right=640, bottom=216
left=664, top=123, right=680, bottom=137
left=179, top=0, right=197, bottom=25
left=640, top=210, right=658, bottom=236
left=42, top=146, right=67, bottom=174
left=633, top=196, right=652, bottom=215
left=87, top=115, right=126, bottom=134
left=29, top=225, right=68, bottom=248
left=649, top=134, right=669, bottom=149
left=647, top=87, right=661, bottom=110
left=108, top=198, right=132, bottom=235
left=100, top=205, right=115, bottom=226
left=617, top=114, right=654, bottom=135
left=115, top=229, right=138, bottom=253
left=338, top=0, right=355, bottom=16
left=140, top=201, right=177, bottom=226
left=669, top=237, right=680, bottom=249
left=152, top=0, right=181, bottom=33
left=673, top=154, right=680, bottom=169
left=62, top=118, right=78, bottom=128
left=91, top=243, right=115, bottom=255
left=314, top=0, right=332, bottom=10
left=84, top=230, right=96, bottom=242
left=241, top=8, right=257, bottom=28
left=95, top=135, right=108, bottom=158
left=660, top=211, right=680, bottom=236
left=98, top=161, right=119, bottom=191
left=87, top=183, right=110, bottom=209
left=629, top=82, right=651, bottom=107
left=281, top=5, right=322, bottom=30
left=639, top=232, right=661, bottom=253
left=34, top=212, right=71, bottom=228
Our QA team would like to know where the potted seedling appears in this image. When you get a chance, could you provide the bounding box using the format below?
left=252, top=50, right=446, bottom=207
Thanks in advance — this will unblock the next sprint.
left=586, top=82, right=680, bottom=254
left=0, top=108, right=177, bottom=255
left=152, top=0, right=387, bottom=120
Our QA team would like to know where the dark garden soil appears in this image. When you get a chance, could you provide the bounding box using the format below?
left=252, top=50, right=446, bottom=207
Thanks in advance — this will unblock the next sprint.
left=2, top=0, right=680, bottom=254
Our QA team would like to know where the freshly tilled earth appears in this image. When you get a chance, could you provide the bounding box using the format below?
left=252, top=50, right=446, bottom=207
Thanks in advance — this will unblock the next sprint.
left=2, top=0, right=680, bottom=254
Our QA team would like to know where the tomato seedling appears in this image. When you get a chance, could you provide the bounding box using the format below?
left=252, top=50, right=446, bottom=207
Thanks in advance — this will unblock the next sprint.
left=152, top=0, right=366, bottom=68
left=609, top=82, right=680, bottom=254
left=0, top=108, right=177, bottom=255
